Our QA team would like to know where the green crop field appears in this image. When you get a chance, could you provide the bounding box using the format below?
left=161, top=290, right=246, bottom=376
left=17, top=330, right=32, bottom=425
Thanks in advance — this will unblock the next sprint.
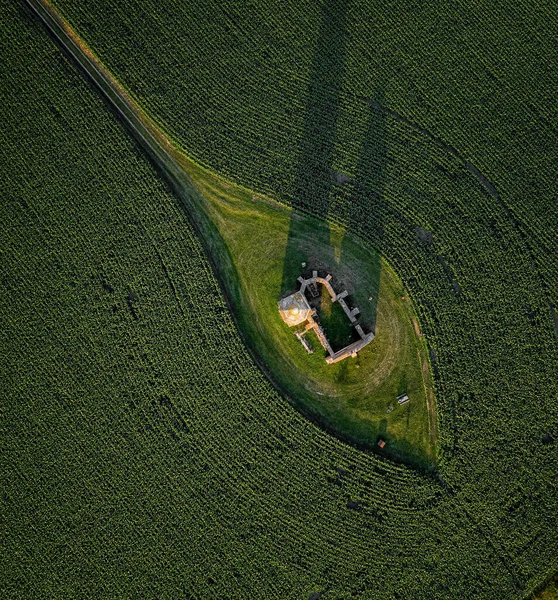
left=1, top=0, right=557, bottom=598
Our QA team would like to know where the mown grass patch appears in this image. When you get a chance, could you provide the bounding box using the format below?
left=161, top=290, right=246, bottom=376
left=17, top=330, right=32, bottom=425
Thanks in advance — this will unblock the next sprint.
left=312, top=285, right=358, bottom=352
left=180, top=160, right=436, bottom=468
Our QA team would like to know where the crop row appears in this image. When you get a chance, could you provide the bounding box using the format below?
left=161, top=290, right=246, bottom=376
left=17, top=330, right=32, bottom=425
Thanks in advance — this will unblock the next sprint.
left=3, top=1, right=556, bottom=597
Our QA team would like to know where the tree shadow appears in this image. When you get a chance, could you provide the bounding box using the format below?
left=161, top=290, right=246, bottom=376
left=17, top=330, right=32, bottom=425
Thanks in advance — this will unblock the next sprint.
left=280, top=0, right=387, bottom=337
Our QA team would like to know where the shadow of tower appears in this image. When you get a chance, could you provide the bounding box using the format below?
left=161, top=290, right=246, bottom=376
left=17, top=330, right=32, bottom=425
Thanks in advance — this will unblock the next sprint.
left=280, top=0, right=387, bottom=337
left=341, top=91, right=388, bottom=332
left=280, top=0, right=350, bottom=295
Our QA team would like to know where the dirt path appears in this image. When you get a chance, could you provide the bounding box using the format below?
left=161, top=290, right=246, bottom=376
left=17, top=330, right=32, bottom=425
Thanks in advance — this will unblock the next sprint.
left=24, top=0, right=195, bottom=196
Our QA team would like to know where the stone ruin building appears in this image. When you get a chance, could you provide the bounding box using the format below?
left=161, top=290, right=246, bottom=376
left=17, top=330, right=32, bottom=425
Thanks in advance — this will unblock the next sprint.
left=278, top=271, right=374, bottom=364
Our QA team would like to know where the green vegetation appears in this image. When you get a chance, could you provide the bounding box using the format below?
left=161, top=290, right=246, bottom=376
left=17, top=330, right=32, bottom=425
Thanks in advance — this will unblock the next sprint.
left=51, top=0, right=558, bottom=309
left=2, top=0, right=557, bottom=599
left=182, top=160, right=435, bottom=466
left=22, top=0, right=435, bottom=464
left=313, top=285, right=357, bottom=351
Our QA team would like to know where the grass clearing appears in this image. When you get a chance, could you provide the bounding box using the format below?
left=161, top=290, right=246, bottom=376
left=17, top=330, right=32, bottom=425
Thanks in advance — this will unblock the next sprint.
left=181, top=160, right=436, bottom=467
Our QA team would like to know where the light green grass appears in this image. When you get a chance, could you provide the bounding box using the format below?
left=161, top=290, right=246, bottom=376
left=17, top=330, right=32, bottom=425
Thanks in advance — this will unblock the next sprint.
left=534, top=578, right=558, bottom=600
left=180, top=160, right=436, bottom=467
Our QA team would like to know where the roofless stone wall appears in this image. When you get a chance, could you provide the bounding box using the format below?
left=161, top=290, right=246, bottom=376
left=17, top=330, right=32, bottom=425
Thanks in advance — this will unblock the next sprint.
left=278, top=271, right=374, bottom=364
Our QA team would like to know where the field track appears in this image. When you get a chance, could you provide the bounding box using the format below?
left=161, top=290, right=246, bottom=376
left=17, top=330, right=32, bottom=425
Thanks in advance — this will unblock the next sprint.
left=25, top=0, right=193, bottom=194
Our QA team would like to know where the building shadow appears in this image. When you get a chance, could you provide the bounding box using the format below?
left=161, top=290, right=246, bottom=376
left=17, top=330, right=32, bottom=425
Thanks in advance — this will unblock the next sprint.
left=340, top=91, right=388, bottom=332
left=280, top=0, right=386, bottom=336
left=280, top=0, right=349, bottom=296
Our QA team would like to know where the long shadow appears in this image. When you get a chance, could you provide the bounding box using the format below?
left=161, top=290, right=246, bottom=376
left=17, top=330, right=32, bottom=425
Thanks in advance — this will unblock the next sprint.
left=281, top=0, right=387, bottom=337
left=280, top=0, right=349, bottom=296
left=340, top=91, right=388, bottom=331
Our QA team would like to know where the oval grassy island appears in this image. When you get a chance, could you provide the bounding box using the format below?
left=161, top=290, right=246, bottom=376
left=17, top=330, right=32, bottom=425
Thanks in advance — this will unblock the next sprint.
left=182, top=160, right=437, bottom=468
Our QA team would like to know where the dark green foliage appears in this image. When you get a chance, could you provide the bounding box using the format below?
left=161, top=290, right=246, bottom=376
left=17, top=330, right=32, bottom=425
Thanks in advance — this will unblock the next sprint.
left=1, top=1, right=557, bottom=599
